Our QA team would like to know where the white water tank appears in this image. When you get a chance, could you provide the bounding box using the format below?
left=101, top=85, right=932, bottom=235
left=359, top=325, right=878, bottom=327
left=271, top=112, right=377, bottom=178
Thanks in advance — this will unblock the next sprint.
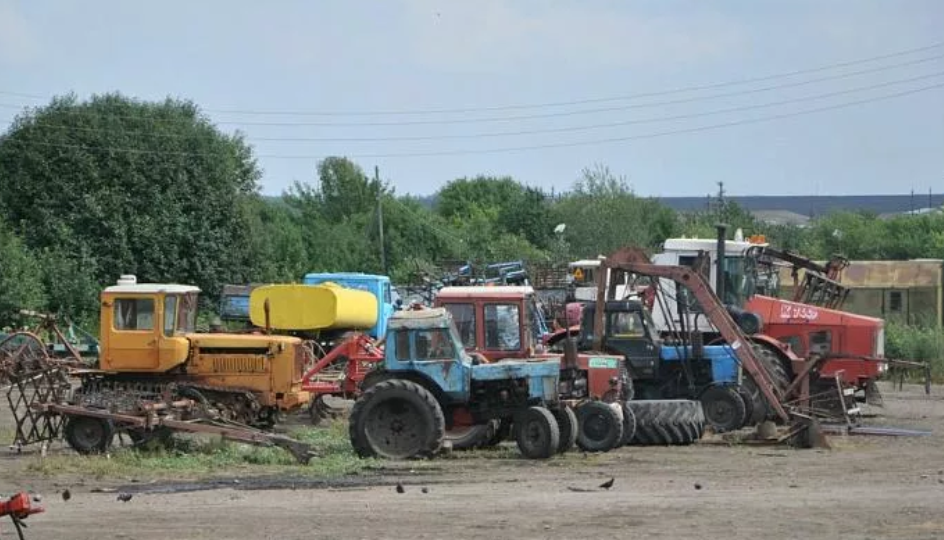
left=117, top=274, right=137, bottom=286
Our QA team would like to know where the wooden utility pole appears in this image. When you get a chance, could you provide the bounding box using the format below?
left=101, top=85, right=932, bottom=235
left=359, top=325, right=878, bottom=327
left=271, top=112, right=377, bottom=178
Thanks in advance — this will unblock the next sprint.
left=375, top=166, right=386, bottom=274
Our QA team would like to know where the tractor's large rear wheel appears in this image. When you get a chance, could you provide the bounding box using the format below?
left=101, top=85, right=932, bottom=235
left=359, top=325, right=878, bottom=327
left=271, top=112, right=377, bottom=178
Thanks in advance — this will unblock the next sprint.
left=349, top=379, right=445, bottom=460
left=575, top=401, right=624, bottom=452
left=515, top=406, right=560, bottom=459
left=627, top=399, right=705, bottom=446
left=738, top=376, right=766, bottom=427
left=700, top=385, right=747, bottom=433
left=552, top=405, right=578, bottom=454
left=748, top=343, right=792, bottom=423
left=63, top=415, right=115, bottom=455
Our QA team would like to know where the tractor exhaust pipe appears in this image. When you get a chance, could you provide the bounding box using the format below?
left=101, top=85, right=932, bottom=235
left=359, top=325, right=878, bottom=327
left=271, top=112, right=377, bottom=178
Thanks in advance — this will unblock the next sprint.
left=715, top=223, right=727, bottom=305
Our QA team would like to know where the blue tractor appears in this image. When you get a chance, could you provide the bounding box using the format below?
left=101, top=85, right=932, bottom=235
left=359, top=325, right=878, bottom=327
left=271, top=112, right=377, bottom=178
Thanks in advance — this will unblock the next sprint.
left=575, top=299, right=762, bottom=433
left=349, top=308, right=571, bottom=460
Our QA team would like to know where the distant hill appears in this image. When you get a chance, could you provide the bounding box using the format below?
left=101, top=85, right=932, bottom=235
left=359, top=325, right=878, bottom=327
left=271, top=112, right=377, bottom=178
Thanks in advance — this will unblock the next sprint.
left=267, top=193, right=944, bottom=219
left=651, top=194, right=944, bottom=217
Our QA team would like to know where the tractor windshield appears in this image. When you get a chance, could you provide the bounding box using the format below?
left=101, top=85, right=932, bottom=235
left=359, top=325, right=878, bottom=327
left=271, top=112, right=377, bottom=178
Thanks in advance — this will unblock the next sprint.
left=413, top=328, right=458, bottom=360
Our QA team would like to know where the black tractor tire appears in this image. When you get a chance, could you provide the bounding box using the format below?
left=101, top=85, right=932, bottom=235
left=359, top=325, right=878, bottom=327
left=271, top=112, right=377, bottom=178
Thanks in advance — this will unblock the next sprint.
left=700, top=385, right=748, bottom=433
left=349, top=379, right=445, bottom=460
left=552, top=406, right=578, bottom=454
left=627, top=399, right=705, bottom=446
left=445, top=420, right=499, bottom=451
left=618, top=401, right=638, bottom=447
left=738, top=376, right=766, bottom=427
left=514, top=406, right=560, bottom=459
left=64, top=415, right=115, bottom=455
left=749, top=343, right=792, bottom=423
left=575, top=401, right=624, bottom=453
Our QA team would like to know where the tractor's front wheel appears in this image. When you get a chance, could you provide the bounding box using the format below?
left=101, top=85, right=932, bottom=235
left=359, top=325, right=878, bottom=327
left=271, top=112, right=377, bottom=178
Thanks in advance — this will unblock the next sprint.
left=575, top=401, right=624, bottom=452
left=700, top=385, right=748, bottom=433
left=552, top=405, right=578, bottom=454
left=349, top=379, right=445, bottom=460
left=515, top=406, right=560, bottom=459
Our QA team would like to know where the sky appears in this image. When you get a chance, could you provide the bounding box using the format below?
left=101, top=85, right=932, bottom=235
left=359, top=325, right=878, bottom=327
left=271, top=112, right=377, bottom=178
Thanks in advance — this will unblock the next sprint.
left=0, top=0, right=942, bottom=198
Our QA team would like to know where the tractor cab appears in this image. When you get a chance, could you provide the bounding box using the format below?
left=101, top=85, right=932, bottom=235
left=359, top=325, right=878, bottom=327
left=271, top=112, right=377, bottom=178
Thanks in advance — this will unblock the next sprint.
left=99, top=275, right=199, bottom=372
left=578, top=300, right=661, bottom=379
left=433, top=286, right=552, bottom=362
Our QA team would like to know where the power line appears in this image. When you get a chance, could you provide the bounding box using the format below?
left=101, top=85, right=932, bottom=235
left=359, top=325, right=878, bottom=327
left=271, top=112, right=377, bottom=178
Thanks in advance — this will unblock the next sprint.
left=6, top=70, right=942, bottom=143
left=4, top=81, right=941, bottom=159
left=1, top=41, right=941, bottom=116
left=0, top=52, right=942, bottom=128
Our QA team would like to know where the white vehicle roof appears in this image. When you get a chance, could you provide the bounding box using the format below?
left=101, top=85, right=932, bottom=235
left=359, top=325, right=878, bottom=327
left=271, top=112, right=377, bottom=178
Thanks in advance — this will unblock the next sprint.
left=661, top=238, right=767, bottom=254
left=104, top=284, right=201, bottom=294
left=438, top=285, right=535, bottom=296
left=568, top=258, right=604, bottom=268
left=103, top=274, right=200, bottom=294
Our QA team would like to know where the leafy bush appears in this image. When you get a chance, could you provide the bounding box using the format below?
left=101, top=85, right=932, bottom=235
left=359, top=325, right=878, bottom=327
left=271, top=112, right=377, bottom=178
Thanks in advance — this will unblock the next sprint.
left=885, top=321, right=944, bottom=382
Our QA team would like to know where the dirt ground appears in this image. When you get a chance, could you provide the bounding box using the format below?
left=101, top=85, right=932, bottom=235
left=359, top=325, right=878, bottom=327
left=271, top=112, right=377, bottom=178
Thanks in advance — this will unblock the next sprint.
left=2, top=382, right=944, bottom=540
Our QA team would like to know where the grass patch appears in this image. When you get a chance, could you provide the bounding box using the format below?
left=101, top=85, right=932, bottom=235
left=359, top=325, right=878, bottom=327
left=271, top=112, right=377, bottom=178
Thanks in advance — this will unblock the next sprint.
left=24, top=420, right=379, bottom=480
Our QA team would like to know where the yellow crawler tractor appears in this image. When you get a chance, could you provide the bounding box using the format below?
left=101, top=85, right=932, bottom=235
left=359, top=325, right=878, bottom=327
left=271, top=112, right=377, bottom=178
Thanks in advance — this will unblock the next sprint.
left=2, top=275, right=314, bottom=456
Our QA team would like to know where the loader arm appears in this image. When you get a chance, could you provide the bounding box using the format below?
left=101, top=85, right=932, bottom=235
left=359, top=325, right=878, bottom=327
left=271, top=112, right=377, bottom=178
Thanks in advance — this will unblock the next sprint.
left=746, top=246, right=850, bottom=309
left=594, top=247, right=790, bottom=423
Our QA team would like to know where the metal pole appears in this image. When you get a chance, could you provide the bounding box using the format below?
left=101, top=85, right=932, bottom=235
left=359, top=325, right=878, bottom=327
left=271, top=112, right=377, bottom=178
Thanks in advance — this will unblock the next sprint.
left=715, top=223, right=728, bottom=305
left=375, top=166, right=386, bottom=274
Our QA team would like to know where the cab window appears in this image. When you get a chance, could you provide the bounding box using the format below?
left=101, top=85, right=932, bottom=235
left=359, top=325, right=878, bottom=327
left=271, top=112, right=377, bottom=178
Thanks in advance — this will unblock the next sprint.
left=413, top=329, right=457, bottom=360
left=608, top=311, right=644, bottom=337
left=163, top=296, right=178, bottom=336
left=114, top=298, right=155, bottom=331
left=395, top=330, right=412, bottom=360
left=809, top=330, right=832, bottom=355
left=442, top=303, right=476, bottom=348
left=484, top=303, right=521, bottom=351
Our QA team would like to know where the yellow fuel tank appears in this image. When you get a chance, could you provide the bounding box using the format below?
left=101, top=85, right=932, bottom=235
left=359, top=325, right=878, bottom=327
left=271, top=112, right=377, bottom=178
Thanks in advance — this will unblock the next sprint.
left=249, top=283, right=378, bottom=331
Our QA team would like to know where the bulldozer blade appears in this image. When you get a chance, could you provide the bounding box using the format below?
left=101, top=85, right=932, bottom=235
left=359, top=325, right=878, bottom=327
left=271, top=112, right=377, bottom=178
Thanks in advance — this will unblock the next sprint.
left=864, top=380, right=884, bottom=408
left=785, top=417, right=831, bottom=449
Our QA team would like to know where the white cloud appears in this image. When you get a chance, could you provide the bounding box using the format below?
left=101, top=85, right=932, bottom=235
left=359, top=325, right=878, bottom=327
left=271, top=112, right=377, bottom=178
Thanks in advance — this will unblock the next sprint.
left=0, top=0, right=40, bottom=65
left=401, top=0, right=746, bottom=72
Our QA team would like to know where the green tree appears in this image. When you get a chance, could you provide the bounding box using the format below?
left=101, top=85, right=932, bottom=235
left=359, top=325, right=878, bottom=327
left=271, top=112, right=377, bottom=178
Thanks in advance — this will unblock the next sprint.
left=550, top=165, right=675, bottom=258
left=0, top=222, right=45, bottom=327
left=316, top=157, right=386, bottom=222
left=0, top=93, right=264, bottom=304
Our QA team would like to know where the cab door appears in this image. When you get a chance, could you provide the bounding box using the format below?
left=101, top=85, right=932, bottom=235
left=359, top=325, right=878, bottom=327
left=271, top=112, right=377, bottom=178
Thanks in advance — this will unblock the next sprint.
left=603, top=309, right=660, bottom=378
left=157, top=295, right=190, bottom=370
left=102, top=295, right=161, bottom=371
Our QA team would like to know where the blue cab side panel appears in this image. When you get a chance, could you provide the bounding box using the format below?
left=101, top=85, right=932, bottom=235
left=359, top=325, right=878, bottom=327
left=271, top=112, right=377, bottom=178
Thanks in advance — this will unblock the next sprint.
left=302, top=272, right=394, bottom=339
left=659, top=345, right=739, bottom=384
